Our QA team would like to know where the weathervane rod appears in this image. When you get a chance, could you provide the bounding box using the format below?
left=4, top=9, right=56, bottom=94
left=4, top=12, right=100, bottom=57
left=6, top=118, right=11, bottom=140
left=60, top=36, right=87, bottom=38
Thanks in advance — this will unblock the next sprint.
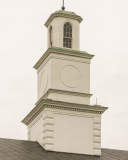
left=61, top=0, right=65, bottom=10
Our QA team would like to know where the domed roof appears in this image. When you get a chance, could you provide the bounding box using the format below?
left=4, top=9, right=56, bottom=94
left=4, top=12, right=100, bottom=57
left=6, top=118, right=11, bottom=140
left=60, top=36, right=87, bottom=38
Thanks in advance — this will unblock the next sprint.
left=45, top=10, right=83, bottom=27
left=54, top=10, right=77, bottom=16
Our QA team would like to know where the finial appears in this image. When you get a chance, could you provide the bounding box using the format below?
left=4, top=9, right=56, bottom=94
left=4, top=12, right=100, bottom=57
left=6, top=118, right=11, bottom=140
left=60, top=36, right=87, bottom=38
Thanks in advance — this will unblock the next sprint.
left=61, top=0, right=65, bottom=10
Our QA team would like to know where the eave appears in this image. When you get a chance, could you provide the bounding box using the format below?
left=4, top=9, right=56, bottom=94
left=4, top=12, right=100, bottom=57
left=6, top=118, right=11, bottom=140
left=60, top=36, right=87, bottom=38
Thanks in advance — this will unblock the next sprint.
left=38, top=89, right=93, bottom=101
left=22, top=99, right=108, bottom=126
left=33, top=46, right=95, bottom=70
left=45, top=12, right=83, bottom=27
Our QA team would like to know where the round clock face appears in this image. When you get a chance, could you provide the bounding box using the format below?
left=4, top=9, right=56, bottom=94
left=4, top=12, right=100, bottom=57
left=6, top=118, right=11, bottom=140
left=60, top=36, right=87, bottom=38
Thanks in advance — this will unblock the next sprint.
left=60, top=65, right=81, bottom=88
left=40, top=70, right=48, bottom=93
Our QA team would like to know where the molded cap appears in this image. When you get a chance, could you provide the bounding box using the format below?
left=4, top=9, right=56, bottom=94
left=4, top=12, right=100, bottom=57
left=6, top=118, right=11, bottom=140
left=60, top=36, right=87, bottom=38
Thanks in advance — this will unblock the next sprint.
left=44, top=10, right=83, bottom=27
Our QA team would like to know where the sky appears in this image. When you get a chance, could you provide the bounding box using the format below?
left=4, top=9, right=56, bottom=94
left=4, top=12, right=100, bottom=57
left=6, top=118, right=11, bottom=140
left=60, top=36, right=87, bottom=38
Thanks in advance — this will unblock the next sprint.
left=0, top=0, right=128, bottom=151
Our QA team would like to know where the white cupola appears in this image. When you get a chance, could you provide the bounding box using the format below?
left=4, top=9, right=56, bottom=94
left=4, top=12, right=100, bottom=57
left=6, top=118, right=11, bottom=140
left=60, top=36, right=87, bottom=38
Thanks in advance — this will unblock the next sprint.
left=45, top=10, right=82, bottom=50
left=22, top=6, right=108, bottom=157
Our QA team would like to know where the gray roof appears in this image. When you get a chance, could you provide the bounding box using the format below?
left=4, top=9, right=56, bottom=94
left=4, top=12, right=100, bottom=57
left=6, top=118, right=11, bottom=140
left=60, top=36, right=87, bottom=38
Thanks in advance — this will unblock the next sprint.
left=0, top=138, right=128, bottom=160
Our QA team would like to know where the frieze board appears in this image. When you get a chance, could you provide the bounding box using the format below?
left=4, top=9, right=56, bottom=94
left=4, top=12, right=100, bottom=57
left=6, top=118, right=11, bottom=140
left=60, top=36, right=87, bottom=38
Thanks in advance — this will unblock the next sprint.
left=37, top=54, right=90, bottom=74
left=34, top=47, right=94, bottom=70
left=22, top=99, right=108, bottom=126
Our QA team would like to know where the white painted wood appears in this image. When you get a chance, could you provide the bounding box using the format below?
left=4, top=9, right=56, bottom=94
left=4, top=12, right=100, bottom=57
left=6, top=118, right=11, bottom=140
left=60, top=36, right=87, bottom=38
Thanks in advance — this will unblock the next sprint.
left=23, top=9, right=106, bottom=156
left=47, top=17, right=80, bottom=50
left=54, top=113, right=93, bottom=155
left=37, top=54, right=91, bottom=104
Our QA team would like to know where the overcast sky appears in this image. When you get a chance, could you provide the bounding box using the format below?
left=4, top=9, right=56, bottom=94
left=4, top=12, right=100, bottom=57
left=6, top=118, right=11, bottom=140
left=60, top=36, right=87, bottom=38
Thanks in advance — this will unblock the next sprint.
left=0, top=0, right=128, bottom=151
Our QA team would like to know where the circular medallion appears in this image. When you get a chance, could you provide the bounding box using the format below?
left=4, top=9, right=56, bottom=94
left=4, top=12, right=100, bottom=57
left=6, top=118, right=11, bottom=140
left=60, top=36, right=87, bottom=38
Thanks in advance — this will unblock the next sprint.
left=40, top=70, right=48, bottom=93
left=60, top=65, right=81, bottom=88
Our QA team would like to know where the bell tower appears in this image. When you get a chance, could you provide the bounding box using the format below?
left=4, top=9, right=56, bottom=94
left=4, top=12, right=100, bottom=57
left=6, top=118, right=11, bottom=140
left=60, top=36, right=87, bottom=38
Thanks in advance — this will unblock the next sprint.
left=22, top=5, right=108, bottom=156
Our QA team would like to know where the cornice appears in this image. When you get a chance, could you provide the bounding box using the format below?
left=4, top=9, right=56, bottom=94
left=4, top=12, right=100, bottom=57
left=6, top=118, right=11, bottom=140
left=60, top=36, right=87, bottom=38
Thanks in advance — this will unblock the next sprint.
left=33, top=47, right=94, bottom=70
left=37, top=89, right=93, bottom=102
left=45, top=12, right=83, bottom=27
left=22, top=99, right=108, bottom=126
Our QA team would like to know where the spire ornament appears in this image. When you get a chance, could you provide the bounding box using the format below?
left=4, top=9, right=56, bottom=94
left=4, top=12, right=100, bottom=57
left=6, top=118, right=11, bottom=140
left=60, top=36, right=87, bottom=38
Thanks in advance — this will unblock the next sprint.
left=61, top=0, right=65, bottom=10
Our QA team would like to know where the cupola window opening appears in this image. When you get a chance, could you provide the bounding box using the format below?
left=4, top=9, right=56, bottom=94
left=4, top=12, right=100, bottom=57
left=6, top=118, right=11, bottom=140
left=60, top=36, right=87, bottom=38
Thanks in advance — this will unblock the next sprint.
left=49, top=25, right=52, bottom=48
left=63, top=22, right=72, bottom=48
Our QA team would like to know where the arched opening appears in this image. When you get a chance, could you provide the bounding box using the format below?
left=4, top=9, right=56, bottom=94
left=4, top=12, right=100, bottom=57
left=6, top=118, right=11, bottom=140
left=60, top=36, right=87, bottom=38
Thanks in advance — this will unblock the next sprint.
left=63, top=22, right=72, bottom=48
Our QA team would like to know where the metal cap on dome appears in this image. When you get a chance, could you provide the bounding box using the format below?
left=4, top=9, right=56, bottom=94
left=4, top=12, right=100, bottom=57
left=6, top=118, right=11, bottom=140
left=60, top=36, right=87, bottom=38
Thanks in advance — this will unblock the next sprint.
left=61, top=0, right=65, bottom=10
